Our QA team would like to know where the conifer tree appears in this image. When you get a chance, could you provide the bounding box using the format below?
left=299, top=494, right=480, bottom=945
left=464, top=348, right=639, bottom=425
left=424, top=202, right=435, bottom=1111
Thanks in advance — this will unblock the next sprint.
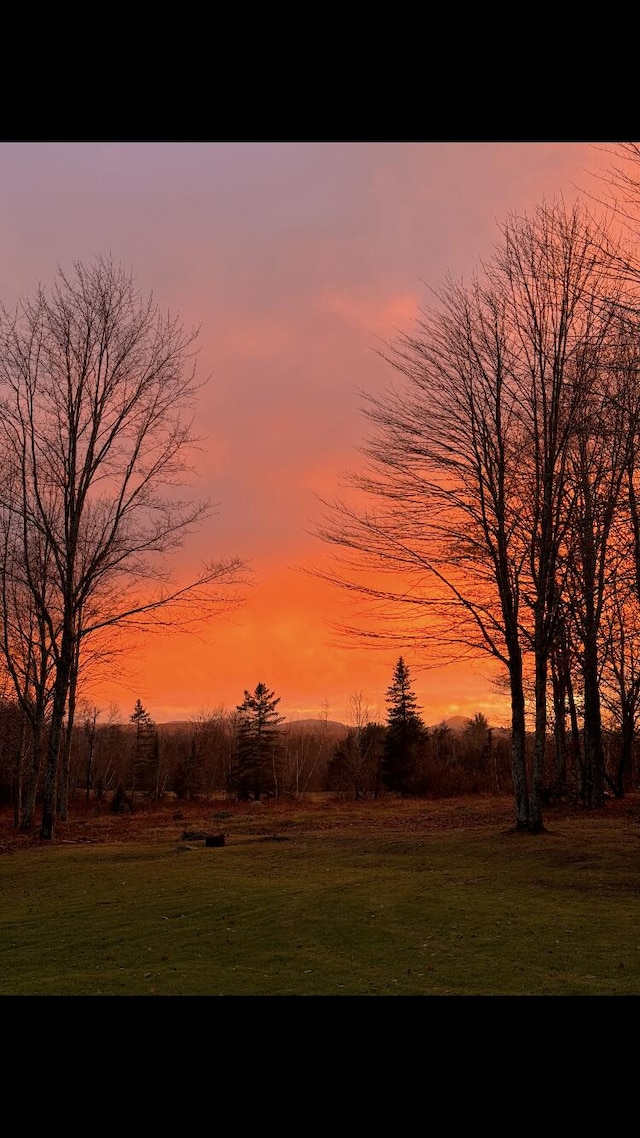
left=234, top=682, right=284, bottom=800
left=130, top=699, right=159, bottom=795
left=382, top=657, right=425, bottom=794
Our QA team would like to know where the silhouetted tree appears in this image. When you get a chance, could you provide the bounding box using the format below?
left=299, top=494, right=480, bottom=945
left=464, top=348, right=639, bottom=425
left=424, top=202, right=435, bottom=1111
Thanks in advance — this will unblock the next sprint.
left=167, top=708, right=233, bottom=799
left=382, top=657, right=426, bottom=794
left=233, top=683, right=284, bottom=800
left=463, top=711, right=490, bottom=750
left=600, top=577, right=640, bottom=796
left=317, top=198, right=635, bottom=832
left=328, top=722, right=386, bottom=799
left=0, top=256, right=245, bottom=838
left=0, top=510, right=57, bottom=829
left=130, top=699, right=158, bottom=796
left=280, top=710, right=335, bottom=796
left=459, top=712, right=492, bottom=788
left=81, top=704, right=100, bottom=804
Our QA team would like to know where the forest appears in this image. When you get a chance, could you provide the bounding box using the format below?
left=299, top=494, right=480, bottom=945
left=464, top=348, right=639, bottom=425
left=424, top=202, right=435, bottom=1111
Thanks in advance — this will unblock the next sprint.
left=0, top=665, right=512, bottom=810
left=3, top=146, right=640, bottom=840
left=0, top=653, right=633, bottom=822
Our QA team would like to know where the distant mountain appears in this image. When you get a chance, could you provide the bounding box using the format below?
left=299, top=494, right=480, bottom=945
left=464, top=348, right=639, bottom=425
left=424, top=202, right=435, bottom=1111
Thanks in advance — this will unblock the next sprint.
left=432, top=714, right=469, bottom=733
left=285, top=716, right=484, bottom=734
left=283, top=718, right=348, bottom=735
left=155, top=717, right=350, bottom=736
left=156, top=714, right=508, bottom=736
left=156, top=721, right=192, bottom=735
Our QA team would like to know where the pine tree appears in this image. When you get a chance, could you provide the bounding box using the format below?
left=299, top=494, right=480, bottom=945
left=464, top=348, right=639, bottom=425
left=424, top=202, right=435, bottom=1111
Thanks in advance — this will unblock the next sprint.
left=382, top=657, right=425, bottom=794
left=130, top=699, right=159, bottom=796
left=233, top=683, right=285, bottom=800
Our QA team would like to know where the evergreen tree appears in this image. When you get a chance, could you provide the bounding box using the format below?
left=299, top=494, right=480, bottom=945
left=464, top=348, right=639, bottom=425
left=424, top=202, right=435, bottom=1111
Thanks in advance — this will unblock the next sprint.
left=382, top=657, right=426, bottom=794
left=233, top=683, right=284, bottom=800
left=130, top=699, right=159, bottom=795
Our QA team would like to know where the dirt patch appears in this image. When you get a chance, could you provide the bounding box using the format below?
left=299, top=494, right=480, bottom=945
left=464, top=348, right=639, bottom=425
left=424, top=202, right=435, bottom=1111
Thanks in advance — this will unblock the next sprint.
left=1, top=791, right=639, bottom=853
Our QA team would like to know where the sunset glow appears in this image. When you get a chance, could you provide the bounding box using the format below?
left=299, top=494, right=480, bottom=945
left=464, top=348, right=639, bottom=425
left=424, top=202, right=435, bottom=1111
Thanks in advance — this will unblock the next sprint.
left=0, top=140, right=608, bottom=727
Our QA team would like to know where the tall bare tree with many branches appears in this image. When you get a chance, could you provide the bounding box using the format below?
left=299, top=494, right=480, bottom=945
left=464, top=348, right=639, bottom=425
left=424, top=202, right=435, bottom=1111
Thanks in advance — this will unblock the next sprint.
left=0, top=256, right=245, bottom=838
left=317, top=199, right=639, bottom=831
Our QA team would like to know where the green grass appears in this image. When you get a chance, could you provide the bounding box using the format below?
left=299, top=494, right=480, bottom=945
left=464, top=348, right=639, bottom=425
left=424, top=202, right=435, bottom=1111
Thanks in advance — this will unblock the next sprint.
left=2, top=803, right=640, bottom=995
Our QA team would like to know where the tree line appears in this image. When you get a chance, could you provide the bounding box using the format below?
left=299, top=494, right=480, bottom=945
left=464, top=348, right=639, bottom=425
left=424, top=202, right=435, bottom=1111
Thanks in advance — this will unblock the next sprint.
left=2, top=651, right=635, bottom=812
left=0, top=662, right=514, bottom=808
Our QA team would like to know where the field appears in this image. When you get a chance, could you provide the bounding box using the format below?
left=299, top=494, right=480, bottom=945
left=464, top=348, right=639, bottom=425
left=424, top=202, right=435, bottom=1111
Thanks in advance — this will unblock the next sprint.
left=1, top=792, right=640, bottom=997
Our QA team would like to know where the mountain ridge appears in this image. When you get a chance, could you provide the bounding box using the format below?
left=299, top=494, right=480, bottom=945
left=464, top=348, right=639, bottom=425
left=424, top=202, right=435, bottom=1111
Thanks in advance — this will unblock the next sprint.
left=154, top=713, right=505, bottom=734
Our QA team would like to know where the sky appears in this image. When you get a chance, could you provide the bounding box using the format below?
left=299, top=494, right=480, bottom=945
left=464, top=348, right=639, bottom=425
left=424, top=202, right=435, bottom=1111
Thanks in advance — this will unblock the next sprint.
left=0, top=140, right=621, bottom=727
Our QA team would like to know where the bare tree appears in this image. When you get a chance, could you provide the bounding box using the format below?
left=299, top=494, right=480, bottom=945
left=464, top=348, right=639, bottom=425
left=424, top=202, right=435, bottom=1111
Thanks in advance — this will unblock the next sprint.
left=317, top=199, right=630, bottom=832
left=167, top=706, right=233, bottom=800
left=0, top=492, right=57, bottom=827
left=316, top=251, right=536, bottom=825
left=582, top=143, right=640, bottom=242
left=328, top=692, right=384, bottom=799
left=492, top=200, right=638, bottom=820
left=281, top=721, right=332, bottom=796
left=0, top=256, right=246, bottom=838
left=548, top=603, right=584, bottom=793
left=79, top=701, right=101, bottom=804
left=600, top=575, right=640, bottom=796
left=556, top=328, right=640, bottom=805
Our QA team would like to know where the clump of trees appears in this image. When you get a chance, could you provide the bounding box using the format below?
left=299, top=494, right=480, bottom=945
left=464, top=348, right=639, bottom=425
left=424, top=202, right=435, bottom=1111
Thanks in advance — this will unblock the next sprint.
left=327, top=692, right=386, bottom=799
left=0, top=694, right=343, bottom=809
left=318, top=177, right=640, bottom=831
left=326, top=659, right=512, bottom=800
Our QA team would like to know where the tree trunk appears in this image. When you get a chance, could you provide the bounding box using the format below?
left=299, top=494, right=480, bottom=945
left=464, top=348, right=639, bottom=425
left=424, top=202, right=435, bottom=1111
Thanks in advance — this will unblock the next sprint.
left=615, top=708, right=635, bottom=797
left=40, top=634, right=72, bottom=840
left=57, top=649, right=79, bottom=821
left=582, top=635, right=605, bottom=808
left=13, top=717, right=26, bottom=828
left=508, top=652, right=529, bottom=831
left=529, top=640, right=547, bottom=833
left=20, top=721, right=44, bottom=832
left=551, top=652, right=568, bottom=787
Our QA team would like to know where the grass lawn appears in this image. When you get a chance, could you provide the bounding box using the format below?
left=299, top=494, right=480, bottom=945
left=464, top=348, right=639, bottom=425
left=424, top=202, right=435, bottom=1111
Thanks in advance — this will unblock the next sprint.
left=1, top=793, right=639, bottom=996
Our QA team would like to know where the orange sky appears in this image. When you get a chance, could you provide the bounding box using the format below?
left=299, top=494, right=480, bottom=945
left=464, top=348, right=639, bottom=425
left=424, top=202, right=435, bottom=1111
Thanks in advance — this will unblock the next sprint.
left=0, top=140, right=619, bottom=727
